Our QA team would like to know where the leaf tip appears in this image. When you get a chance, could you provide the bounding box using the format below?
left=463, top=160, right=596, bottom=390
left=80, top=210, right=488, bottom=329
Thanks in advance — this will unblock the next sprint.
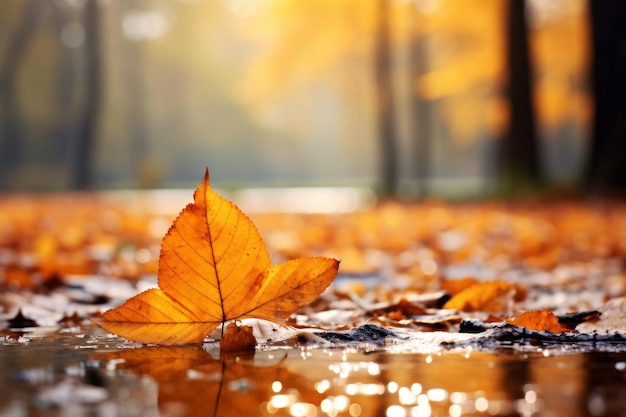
left=327, top=257, right=341, bottom=273
left=192, top=167, right=211, bottom=203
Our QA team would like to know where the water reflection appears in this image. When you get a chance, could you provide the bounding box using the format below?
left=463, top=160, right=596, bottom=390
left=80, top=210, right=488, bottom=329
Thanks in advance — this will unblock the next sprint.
left=3, top=331, right=626, bottom=416
left=92, top=345, right=626, bottom=417
left=93, top=346, right=326, bottom=417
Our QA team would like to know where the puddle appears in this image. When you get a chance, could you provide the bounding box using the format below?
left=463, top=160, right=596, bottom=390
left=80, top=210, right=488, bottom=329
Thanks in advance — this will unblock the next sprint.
left=2, top=325, right=626, bottom=416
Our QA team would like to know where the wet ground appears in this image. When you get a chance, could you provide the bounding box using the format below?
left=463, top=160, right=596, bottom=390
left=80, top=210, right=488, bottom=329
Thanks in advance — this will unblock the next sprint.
left=4, top=190, right=626, bottom=416
left=2, top=323, right=626, bottom=417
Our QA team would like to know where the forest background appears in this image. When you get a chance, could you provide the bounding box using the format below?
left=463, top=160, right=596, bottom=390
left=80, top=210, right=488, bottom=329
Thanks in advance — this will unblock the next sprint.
left=0, top=0, right=624, bottom=199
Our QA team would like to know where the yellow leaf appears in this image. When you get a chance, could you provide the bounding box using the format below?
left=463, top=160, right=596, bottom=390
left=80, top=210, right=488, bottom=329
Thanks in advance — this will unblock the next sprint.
left=95, top=168, right=339, bottom=345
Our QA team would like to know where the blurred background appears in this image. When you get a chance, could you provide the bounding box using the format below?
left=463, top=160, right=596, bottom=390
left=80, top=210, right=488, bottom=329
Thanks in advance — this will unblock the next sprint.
left=0, top=0, right=623, bottom=199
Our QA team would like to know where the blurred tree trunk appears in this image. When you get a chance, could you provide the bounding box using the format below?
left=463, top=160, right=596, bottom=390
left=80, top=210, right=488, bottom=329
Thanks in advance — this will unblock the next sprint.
left=126, top=40, right=149, bottom=187
left=585, top=0, right=626, bottom=192
left=74, top=0, right=102, bottom=190
left=499, top=0, right=541, bottom=190
left=410, top=14, right=432, bottom=200
left=51, top=5, right=79, bottom=169
left=0, top=0, right=39, bottom=189
left=374, top=0, right=398, bottom=197
left=122, top=2, right=150, bottom=187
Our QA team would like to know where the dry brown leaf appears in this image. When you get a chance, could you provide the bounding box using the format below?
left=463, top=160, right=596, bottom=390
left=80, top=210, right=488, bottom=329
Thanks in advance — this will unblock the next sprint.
left=94, top=169, right=339, bottom=345
left=506, top=310, right=571, bottom=333
left=220, top=322, right=257, bottom=352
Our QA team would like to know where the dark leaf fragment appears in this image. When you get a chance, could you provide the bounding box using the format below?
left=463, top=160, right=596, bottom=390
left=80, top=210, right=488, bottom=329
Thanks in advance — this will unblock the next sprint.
left=58, top=312, right=84, bottom=326
left=312, top=324, right=402, bottom=345
left=8, top=310, right=38, bottom=329
left=557, top=310, right=601, bottom=329
left=452, top=324, right=626, bottom=352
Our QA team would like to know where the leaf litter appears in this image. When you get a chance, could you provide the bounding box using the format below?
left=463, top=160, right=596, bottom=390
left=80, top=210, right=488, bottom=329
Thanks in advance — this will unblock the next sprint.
left=5, top=175, right=626, bottom=416
left=2, top=171, right=626, bottom=353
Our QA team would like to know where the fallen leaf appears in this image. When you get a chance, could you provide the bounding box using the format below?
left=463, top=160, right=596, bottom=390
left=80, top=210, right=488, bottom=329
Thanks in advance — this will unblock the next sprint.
left=95, top=169, right=339, bottom=345
left=575, top=297, right=626, bottom=334
left=556, top=310, right=601, bottom=329
left=506, top=310, right=571, bottom=333
left=7, top=310, right=38, bottom=329
left=443, top=281, right=516, bottom=313
left=441, top=277, right=478, bottom=296
left=372, top=298, right=428, bottom=321
left=58, top=312, right=84, bottom=327
left=220, top=322, right=257, bottom=352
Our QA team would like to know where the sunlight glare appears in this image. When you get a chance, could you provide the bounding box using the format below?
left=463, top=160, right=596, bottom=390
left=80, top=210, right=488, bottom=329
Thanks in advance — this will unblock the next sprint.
left=333, top=395, right=350, bottom=412
left=399, top=386, right=417, bottom=405
left=290, top=402, right=317, bottom=417
left=387, top=381, right=399, bottom=394
left=349, top=403, right=362, bottom=417
left=269, top=394, right=294, bottom=409
left=386, top=405, right=406, bottom=417
left=475, top=397, right=489, bottom=412
left=411, top=405, right=432, bottom=417
left=346, top=383, right=385, bottom=396
left=449, top=404, right=462, bottom=417
left=450, top=392, right=467, bottom=404
left=427, top=388, right=447, bottom=402
left=315, top=380, right=331, bottom=394
left=321, top=399, right=333, bottom=413
left=367, top=362, right=381, bottom=376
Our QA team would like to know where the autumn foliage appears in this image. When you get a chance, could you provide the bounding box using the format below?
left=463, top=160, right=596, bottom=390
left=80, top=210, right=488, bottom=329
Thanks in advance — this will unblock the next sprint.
left=4, top=178, right=626, bottom=345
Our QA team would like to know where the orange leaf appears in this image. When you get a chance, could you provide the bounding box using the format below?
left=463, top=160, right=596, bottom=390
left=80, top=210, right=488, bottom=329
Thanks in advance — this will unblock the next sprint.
left=506, top=310, right=571, bottom=333
left=95, top=169, right=339, bottom=345
left=441, top=277, right=478, bottom=296
left=443, top=280, right=515, bottom=312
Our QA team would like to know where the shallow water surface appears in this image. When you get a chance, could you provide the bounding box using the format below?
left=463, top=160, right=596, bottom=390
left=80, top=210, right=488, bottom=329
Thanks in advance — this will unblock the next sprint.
left=2, top=326, right=626, bottom=417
